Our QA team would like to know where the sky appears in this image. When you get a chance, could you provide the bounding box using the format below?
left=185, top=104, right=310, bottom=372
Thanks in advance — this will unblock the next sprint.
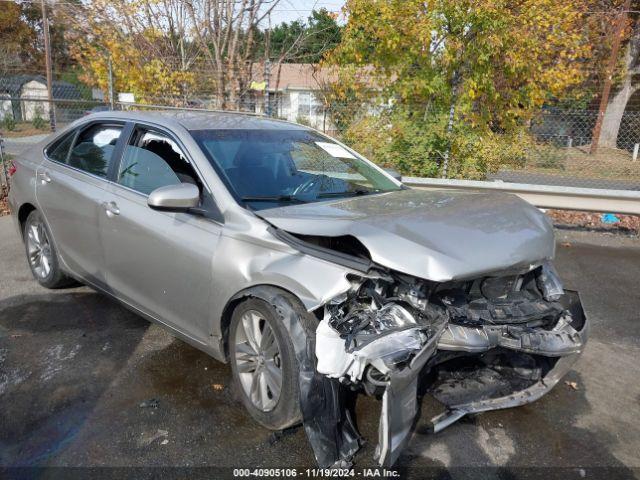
left=268, top=0, right=346, bottom=25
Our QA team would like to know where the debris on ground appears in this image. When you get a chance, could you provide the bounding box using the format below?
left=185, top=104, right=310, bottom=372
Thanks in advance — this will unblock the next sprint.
left=139, top=398, right=160, bottom=409
left=547, top=209, right=639, bottom=235
left=137, top=429, right=169, bottom=447
left=0, top=192, right=9, bottom=217
left=601, top=213, right=620, bottom=224
left=565, top=381, right=579, bottom=391
left=211, top=383, right=224, bottom=391
left=267, top=427, right=299, bottom=446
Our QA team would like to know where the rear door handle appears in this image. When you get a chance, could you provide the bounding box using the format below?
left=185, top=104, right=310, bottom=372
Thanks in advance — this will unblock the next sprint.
left=103, top=201, right=120, bottom=218
left=38, top=171, right=52, bottom=183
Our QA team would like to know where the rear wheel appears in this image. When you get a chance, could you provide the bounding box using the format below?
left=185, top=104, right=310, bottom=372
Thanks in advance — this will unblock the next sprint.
left=229, top=298, right=302, bottom=430
left=24, top=210, right=74, bottom=289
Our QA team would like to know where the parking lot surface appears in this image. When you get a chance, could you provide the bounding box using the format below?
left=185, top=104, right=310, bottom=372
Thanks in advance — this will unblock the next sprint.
left=1, top=215, right=639, bottom=478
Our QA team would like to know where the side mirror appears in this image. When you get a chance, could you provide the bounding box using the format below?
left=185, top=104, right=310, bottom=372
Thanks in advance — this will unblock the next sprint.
left=384, top=168, right=402, bottom=182
left=148, top=183, right=200, bottom=212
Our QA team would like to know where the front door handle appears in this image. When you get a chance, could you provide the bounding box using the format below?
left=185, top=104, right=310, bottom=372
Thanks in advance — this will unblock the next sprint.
left=103, top=201, right=120, bottom=218
left=38, top=171, right=52, bottom=183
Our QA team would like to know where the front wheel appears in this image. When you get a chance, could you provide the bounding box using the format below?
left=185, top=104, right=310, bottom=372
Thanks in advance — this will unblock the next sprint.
left=23, top=210, right=74, bottom=289
left=229, top=298, right=303, bottom=430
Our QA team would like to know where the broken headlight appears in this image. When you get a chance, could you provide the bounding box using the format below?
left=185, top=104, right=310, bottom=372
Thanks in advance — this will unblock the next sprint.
left=536, top=260, right=564, bottom=301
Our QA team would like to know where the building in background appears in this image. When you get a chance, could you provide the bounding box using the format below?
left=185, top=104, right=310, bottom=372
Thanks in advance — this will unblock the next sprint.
left=0, top=75, right=82, bottom=122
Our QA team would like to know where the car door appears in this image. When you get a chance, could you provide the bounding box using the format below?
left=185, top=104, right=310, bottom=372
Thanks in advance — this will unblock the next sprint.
left=100, top=123, right=222, bottom=343
left=36, top=122, right=125, bottom=286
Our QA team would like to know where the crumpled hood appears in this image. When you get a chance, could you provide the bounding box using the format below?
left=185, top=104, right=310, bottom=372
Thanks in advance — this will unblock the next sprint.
left=258, top=188, right=555, bottom=281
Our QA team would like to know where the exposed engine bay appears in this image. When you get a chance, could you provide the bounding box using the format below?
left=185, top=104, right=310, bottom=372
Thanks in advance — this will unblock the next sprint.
left=306, top=261, right=588, bottom=467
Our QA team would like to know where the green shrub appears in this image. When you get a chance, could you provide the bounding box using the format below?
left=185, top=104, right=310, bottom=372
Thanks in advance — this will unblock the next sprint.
left=3, top=113, right=16, bottom=132
left=32, top=107, right=47, bottom=130
left=339, top=105, right=534, bottom=180
left=341, top=109, right=447, bottom=178
left=295, top=115, right=311, bottom=127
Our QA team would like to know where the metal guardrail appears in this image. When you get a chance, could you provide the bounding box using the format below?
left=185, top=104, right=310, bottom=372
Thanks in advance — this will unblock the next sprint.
left=403, top=177, right=640, bottom=215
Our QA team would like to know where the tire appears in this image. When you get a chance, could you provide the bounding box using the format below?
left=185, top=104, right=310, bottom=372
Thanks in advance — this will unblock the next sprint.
left=23, top=210, right=75, bottom=289
left=229, top=297, right=303, bottom=430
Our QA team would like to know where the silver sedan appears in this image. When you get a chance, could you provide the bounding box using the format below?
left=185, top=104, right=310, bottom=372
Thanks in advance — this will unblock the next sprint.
left=7, top=111, right=588, bottom=467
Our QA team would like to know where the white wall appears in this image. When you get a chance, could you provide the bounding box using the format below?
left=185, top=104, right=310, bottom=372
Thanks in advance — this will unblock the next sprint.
left=0, top=94, right=12, bottom=120
left=20, top=80, right=50, bottom=121
left=279, top=90, right=333, bottom=132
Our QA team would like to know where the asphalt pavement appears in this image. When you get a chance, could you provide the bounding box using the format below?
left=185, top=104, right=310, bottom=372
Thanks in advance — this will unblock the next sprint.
left=0, top=215, right=639, bottom=478
left=1, top=134, right=49, bottom=156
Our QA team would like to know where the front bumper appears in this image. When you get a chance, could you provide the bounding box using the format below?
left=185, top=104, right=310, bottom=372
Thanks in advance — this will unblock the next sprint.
left=377, top=290, right=588, bottom=466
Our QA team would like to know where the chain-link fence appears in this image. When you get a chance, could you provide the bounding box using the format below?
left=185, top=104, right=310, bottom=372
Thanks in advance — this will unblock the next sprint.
left=494, top=109, right=640, bottom=190
left=2, top=72, right=640, bottom=192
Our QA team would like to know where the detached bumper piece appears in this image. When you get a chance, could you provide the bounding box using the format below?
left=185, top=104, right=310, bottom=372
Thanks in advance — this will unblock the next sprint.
left=312, top=264, right=589, bottom=468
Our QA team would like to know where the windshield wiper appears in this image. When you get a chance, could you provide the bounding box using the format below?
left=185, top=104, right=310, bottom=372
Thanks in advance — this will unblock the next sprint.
left=317, top=189, right=380, bottom=198
left=241, top=195, right=307, bottom=203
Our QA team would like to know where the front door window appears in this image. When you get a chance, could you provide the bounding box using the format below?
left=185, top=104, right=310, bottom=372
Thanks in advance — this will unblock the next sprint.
left=117, top=129, right=201, bottom=195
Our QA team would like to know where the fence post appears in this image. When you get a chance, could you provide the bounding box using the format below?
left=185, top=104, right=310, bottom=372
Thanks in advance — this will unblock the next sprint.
left=108, top=57, right=115, bottom=110
left=633, top=143, right=639, bottom=162
left=41, top=0, right=57, bottom=132
left=264, top=58, right=272, bottom=116
left=441, top=101, right=456, bottom=179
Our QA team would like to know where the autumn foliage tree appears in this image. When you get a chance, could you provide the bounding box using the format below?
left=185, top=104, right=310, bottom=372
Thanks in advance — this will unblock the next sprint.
left=326, top=0, right=595, bottom=177
left=61, top=0, right=288, bottom=107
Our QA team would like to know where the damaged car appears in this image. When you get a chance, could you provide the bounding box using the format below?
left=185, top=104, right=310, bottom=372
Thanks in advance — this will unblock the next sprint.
left=8, top=111, right=588, bottom=468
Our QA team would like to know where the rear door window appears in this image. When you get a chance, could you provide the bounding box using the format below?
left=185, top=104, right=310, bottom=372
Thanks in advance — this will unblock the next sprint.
left=67, top=124, right=123, bottom=178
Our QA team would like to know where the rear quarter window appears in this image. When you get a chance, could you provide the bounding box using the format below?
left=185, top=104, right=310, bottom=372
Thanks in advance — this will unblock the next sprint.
left=46, top=130, right=76, bottom=163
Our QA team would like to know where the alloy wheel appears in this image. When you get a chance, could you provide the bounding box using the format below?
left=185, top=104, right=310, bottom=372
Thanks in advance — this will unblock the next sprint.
left=234, top=310, right=283, bottom=412
left=26, top=219, right=53, bottom=279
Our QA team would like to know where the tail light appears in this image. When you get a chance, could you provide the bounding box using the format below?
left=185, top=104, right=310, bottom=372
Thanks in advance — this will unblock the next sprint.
left=7, top=161, right=17, bottom=177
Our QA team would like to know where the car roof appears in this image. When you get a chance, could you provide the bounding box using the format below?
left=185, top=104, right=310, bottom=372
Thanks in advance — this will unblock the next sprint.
left=85, top=110, right=308, bottom=132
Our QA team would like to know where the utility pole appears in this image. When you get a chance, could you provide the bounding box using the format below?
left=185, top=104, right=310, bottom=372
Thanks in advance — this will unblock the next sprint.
left=264, top=13, right=272, bottom=117
left=41, top=0, right=56, bottom=131
left=590, top=0, right=631, bottom=154
left=108, top=56, right=115, bottom=110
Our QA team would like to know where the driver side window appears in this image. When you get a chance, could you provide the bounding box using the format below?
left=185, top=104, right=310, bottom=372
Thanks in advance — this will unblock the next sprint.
left=117, top=128, right=201, bottom=195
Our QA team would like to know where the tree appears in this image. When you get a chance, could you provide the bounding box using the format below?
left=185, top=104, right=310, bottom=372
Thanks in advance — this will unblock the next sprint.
left=597, top=3, right=640, bottom=149
left=331, top=0, right=591, bottom=126
left=0, top=1, right=38, bottom=75
left=254, top=9, right=342, bottom=63
left=0, top=0, right=76, bottom=75
left=325, top=0, right=593, bottom=177
left=61, top=0, right=279, bottom=107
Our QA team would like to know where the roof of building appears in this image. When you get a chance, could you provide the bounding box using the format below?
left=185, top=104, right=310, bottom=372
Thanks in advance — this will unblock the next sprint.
left=250, top=63, right=379, bottom=92
left=0, top=75, right=82, bottom=98
left=269, top=63, right=330, bottom=91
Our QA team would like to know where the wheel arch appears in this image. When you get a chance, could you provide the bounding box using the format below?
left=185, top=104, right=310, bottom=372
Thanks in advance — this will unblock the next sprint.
left=17, top=203, right=37, bottom=238
left=220, top=284, right=318, bottom=362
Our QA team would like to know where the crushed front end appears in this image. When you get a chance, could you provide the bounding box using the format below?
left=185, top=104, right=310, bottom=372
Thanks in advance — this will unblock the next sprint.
left=311, top=262, right=588, bottom=467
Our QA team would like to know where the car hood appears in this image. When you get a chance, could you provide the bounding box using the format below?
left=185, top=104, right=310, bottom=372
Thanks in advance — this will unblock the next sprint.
left=257, top=189, right=555, bottom=281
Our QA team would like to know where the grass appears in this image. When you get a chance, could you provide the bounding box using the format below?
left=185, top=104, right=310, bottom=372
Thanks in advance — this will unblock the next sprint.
left=1, top=122, right=50, bottom=138
left=520, top=144, right=640, bottom=182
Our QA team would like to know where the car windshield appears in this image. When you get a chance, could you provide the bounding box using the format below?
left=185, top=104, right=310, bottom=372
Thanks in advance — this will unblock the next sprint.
left=191, top=129, right=401, bottom=210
